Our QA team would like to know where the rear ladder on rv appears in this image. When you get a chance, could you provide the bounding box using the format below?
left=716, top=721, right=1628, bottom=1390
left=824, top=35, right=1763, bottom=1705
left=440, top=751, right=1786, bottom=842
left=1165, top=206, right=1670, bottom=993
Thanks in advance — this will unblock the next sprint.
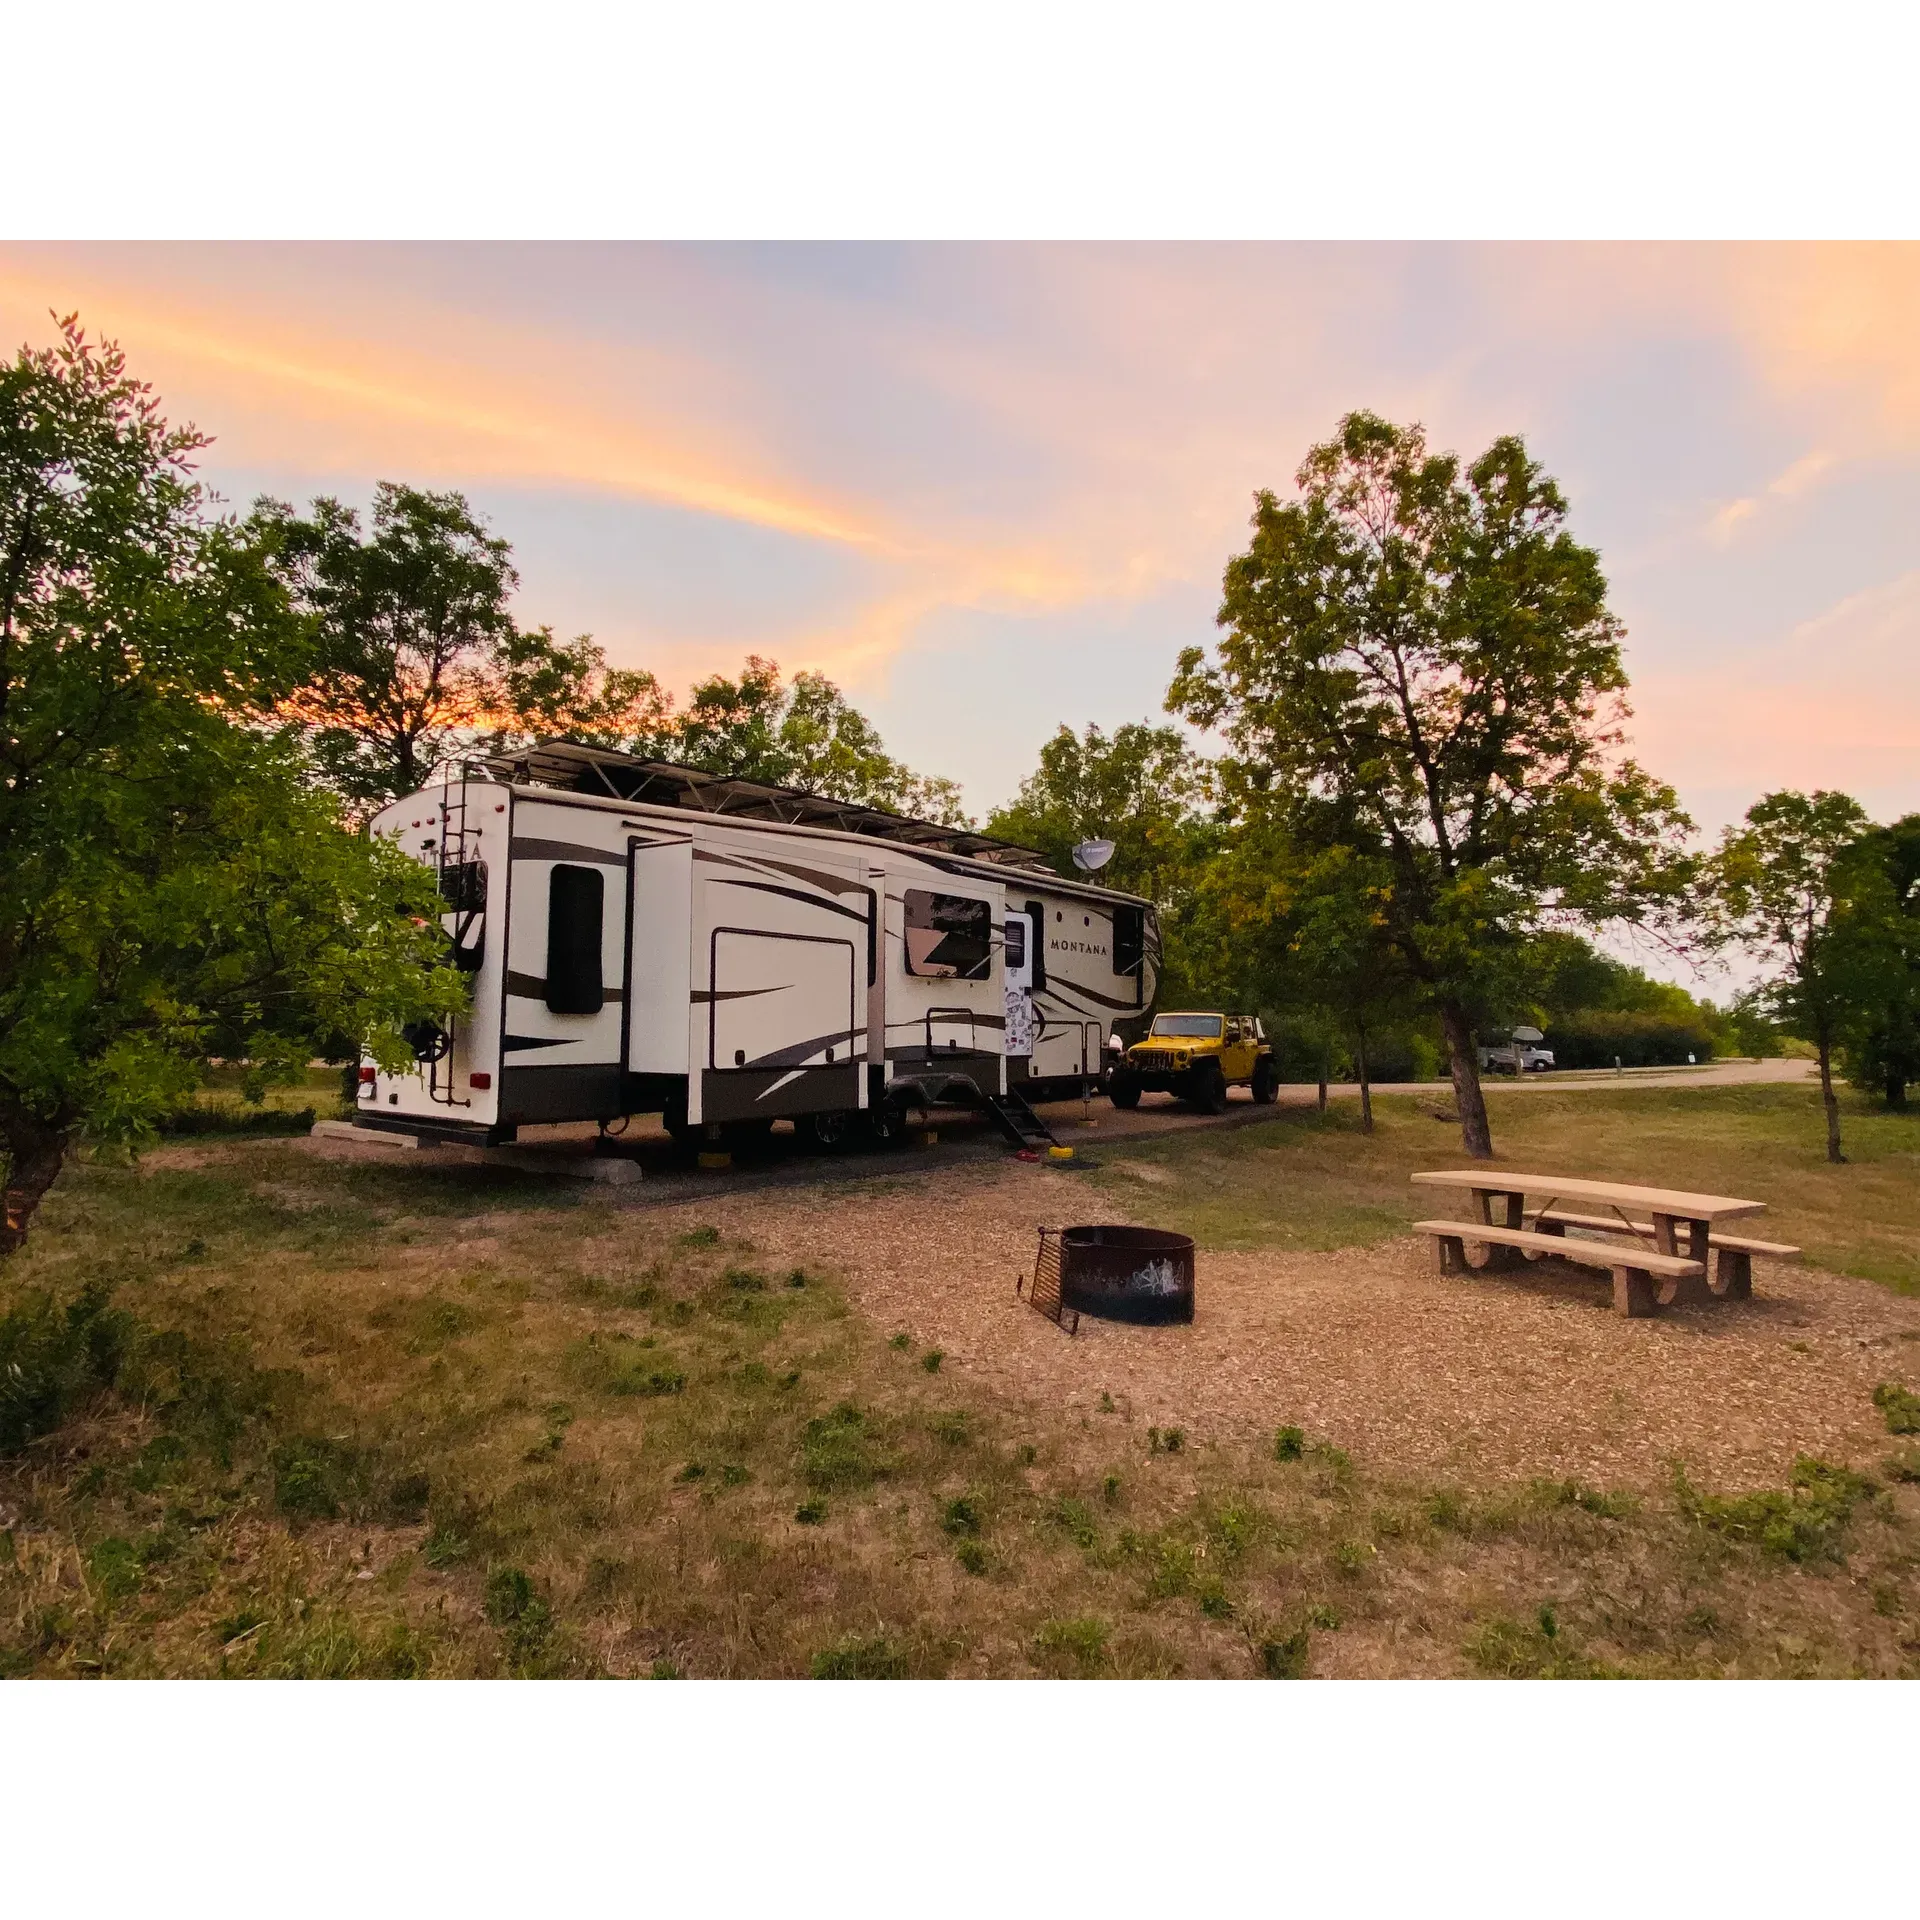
left=982, top=1088, right=1060, bottom=1153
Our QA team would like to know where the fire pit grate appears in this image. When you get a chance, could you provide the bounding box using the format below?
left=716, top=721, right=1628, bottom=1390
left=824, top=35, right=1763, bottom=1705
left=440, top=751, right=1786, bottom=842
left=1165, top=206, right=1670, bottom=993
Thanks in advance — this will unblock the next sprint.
left=1021, top=1224, right=1196, bottom=1329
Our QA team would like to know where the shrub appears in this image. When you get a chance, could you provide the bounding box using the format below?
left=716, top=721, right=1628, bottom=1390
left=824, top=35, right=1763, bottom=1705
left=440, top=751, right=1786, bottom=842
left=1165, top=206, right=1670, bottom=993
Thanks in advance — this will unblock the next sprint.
left=921, top=1349, right=944, bottom=1374
left=1872, top=1383, right=1920, bottom=1435
left=1273, top=1425, right=1305, bottom=1462
left=0, top=1284, right=134, bottom=1456
left=810, top=1634, right=907, bottom=1679
left=1546, top=1011, right=1719, bottom=1070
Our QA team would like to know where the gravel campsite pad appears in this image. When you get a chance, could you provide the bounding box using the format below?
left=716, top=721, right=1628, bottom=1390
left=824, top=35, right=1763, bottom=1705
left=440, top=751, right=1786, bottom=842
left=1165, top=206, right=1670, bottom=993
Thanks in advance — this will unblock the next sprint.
left=643, top=1158, right=1920, bottom=1493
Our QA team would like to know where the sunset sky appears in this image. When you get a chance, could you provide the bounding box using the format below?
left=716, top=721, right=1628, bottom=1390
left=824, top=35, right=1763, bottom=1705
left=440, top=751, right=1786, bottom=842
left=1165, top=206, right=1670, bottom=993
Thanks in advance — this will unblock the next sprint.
left=5, top=242, right=1915, bottom=839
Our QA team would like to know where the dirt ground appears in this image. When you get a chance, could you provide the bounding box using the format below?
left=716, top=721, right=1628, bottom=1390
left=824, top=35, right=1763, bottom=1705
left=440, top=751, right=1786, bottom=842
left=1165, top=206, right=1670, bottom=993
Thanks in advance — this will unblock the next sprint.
left=518, top=1152, right=1920, bottom=1495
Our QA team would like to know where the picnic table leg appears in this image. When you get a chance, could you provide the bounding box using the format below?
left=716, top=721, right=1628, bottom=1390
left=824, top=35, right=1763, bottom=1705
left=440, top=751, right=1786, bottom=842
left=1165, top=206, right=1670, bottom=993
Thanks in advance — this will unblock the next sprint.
left=1651, top=1213, right=1713, bottom=1308
left=1473, top=1188, right=1525, bottom=1270
left=1434, top=1233, right=1468, bottom=1275
left=1712, top=1247, right=1753, bottom=1300
left=1612, top=1266, right=1660, bottom=1317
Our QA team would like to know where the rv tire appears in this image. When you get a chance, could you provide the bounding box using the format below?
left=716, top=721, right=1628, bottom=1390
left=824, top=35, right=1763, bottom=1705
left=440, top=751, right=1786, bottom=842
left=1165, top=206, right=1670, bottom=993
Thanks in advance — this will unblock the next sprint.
left=805, top=1109, right=853, bottom=1151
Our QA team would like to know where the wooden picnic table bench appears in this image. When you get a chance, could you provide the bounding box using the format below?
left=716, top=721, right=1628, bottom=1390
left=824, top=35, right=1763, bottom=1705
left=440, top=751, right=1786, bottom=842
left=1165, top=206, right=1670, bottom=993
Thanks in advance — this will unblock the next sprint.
left=1409, top=1169, right=1779, bottom=1318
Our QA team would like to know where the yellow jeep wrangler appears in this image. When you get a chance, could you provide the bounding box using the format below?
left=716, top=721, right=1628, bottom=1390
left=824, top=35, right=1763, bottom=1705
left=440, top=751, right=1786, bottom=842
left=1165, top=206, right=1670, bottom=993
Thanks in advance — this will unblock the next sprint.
left=1108, top=1012, right=1278, bottom=1114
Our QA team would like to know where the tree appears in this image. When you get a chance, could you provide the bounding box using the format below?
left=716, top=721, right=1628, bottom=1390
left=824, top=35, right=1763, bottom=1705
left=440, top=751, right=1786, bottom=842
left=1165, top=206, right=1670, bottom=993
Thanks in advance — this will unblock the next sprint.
left=664, top=655, right=972, bottom=825
left=1707, top=789, right=1873, bottom=1163
left=1836, top=815, right=1920, bottom=1110
left=259, top=484, right=667, bottom=813
left=1, top=320, right=462, bottom=1256
left=1169, top=411, right=1692, bottom=1157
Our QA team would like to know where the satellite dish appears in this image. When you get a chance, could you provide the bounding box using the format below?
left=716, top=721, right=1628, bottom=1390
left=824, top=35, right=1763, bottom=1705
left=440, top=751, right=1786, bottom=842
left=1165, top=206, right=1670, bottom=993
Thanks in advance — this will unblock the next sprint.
left=1072, top=838, right=1116, bottom=874
left=1511, top=1025, right=1544, bottom=1044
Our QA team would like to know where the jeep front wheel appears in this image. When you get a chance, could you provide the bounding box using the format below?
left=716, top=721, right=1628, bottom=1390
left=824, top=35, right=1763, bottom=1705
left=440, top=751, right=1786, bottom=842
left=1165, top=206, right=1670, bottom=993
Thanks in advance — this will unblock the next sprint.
left=1108, top=1069, right=1142, bottom=1110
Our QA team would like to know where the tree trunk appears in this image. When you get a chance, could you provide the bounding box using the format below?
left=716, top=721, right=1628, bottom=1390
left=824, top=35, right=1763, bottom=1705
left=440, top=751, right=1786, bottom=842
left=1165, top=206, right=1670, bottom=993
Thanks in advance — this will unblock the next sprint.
left=1439, top=999, right=1494, bottom=1159
left=0, top=1111, right=70, bottom=1259
left=1886, top=1069, right=1908, bottom=1113
left=1355, top=1019, right=1374, bottom=1134
left=1817, top=1030, right=1845, bottom=1164
left=1316, top=1042, right=1328, bottom=1115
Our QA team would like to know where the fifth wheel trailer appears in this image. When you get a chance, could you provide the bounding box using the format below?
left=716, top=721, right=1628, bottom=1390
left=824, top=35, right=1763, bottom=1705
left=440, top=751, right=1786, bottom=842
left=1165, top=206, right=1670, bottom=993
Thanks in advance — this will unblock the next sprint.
left=352, top=741, right=1161, bottom=1148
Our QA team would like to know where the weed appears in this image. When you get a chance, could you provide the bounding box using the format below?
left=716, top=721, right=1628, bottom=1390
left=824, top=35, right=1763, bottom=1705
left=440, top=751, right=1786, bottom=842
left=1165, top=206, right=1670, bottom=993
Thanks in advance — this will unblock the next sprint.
left=720, top=1465, right=750, bottom=1487
left=1676, top=1457, right=1877, bottom=1563
left=386, top=1473, right=431, bottom=1521
left=649, top=1659, right=682, bottom=1679
left=1098, top=1392, right=1115, bottom=1414
left=889, top=1333, right=912, bottom=1351
left=1148, top=1426, right=1185, bottom=1455
left=270, top=1436, right=364, bottom=1522
left=1425, top=1488, right=1472, bottom=1534
left=677, top=1226, right=721, bottom=1248
left=723, top=1267, right=766, bottom=1293
left=87, top=1536, right=148, bottom=1604
left=780, top=1371, right=802, bottom=1391
left=810, top=1634, right=908, bottom=1679
left=1872, top=1382, right=1920, bottom=1435
left=1332, top=1539, right=1374, bottom=1576
left=1871, top=1584, right=1902, bottom=1618
left=1274, top=1425, right=1305, bottom=1462
left=423, top=1525, right=471, bottom=1568
left=483, top=1565, right=553, bottom=1665
left=1197, top=1580, right=1234, bottom=1620
left=1883, top=1447, right=1920, bottom=1484
left=1305, top=1603, right=1341, bottom=1631
left=1033, top=1616, right=1109, bottom=1675
left=794, top=1500, right=828, bottom=1525
left=1102, top=1475, right=1122, bottom=1506
left=801, top=1401, right=886, bottom=1490
left=1681, top=1606, right=1718, bottom=1637
left=785, top=1268, right=808, bottom=1290
left=921, top=1349, right=944, bottom=1374
left=676, top=1462, right=707, bottom=1483
left=1209, top=1502, right=1259, bottom=1558
left=1529, top=1478, right=1638, bottom=1520
left=0, top=1284, right=134, bottom=1456
left=930, top=1411, right=971, bottom=1447
left=1049, top=1497, right=1099, bottom=1552
left=1465, top=1611, right=1611, bottom=1679
left=1258, top=1630, right=1310, bottom=1678
left=942, top=1497, right=982, bottom=1536
left=1017, top=1444, right=1038, bottom=1467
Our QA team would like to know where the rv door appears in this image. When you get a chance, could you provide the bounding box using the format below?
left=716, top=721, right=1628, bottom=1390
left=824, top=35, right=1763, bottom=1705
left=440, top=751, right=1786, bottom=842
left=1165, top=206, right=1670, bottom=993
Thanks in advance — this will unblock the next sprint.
left=1003, top=911, right=1036, bottom=1059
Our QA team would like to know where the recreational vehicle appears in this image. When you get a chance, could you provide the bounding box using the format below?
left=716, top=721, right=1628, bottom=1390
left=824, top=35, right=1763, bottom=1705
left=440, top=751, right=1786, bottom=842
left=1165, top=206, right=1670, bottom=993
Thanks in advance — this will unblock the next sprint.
left=353, top=741, right=1161, bottom=1150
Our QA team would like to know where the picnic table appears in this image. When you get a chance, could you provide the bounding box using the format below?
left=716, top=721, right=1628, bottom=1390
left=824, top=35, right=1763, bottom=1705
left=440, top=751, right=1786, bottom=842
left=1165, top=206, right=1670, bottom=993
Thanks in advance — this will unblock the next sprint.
left=1409, top=1169, right=1797, bottom=1317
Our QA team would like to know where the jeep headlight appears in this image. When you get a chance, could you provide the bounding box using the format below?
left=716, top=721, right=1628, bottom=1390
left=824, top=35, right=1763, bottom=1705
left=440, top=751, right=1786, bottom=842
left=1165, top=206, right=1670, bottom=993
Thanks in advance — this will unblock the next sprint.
left=1174, top=1049, right=1190, bottom=1068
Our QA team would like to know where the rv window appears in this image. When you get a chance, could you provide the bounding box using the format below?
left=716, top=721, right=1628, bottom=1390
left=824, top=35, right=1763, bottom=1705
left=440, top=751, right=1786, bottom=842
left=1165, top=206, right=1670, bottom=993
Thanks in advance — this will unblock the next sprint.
left=903, top=890, right=992, bottom=980
left=1024, top=901, right=1047, bottom=990
left=1113, top=905, right=1145, bottom=1004
left=546, top=865, right=605, bottom=1014
left=1004, top=916, right=1027, bottom=972
left=438, top=860, right=487, bottom=915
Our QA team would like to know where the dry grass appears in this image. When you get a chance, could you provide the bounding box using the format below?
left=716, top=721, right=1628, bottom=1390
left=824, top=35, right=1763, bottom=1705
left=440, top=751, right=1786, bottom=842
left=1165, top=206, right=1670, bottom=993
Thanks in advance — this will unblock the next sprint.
left=3, top=1080, right=1918, bottom=1678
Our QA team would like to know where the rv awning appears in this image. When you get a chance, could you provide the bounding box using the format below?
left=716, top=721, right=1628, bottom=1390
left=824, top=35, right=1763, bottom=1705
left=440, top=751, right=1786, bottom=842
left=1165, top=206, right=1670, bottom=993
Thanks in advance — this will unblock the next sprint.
left=475, top=739, right=1054, bottom=869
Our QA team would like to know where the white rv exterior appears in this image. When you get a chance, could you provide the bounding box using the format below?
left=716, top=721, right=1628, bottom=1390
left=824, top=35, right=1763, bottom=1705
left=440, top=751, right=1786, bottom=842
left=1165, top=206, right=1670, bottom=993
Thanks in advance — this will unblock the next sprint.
left=354, top=743, right=1160, bottom=1146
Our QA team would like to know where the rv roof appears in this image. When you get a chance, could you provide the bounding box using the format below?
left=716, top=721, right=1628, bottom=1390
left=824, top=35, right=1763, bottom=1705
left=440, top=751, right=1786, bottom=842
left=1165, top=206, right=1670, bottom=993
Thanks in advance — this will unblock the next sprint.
left=477, top=738, right=1053, bottom=869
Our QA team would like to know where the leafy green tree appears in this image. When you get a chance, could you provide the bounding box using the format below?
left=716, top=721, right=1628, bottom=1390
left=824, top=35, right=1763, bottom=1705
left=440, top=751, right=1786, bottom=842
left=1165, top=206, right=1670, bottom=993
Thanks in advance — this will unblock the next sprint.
left=1707, top=789, right=1874, bottom=1162
left=663, top=655, right=972, bottom=825
left=986, top=721, right=1209, bottom=900
left=1836, top=816, right=1920, bottom=1110
left=258, top=484, right=667, bottom=813
left=1170, top=411, right=1692, bottom=1157
left=0, top=320, right=462, bottom=1256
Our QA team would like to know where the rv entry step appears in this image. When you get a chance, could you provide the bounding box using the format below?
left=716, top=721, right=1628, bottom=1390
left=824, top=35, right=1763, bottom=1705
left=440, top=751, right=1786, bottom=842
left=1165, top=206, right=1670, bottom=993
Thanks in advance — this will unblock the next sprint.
left=983, top=1089, right=1060, bottom=1152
